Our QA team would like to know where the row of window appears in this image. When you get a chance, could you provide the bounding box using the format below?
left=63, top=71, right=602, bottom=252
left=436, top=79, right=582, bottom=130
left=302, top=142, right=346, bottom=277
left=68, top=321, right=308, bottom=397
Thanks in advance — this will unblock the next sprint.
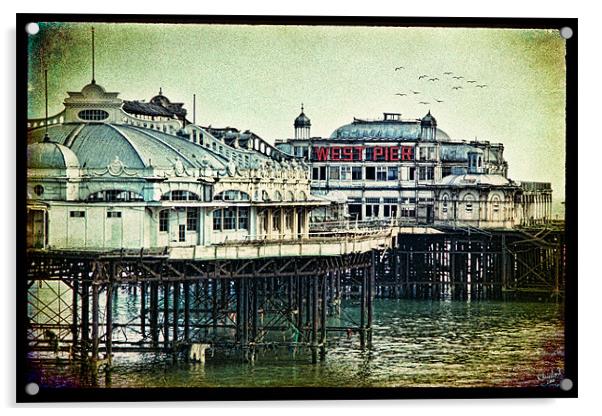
left=159, top=208, right=201, bottom=232
left=69, top=210, right=121, bottom=218
left=212, top=207, right=249, bottom=231
left=312, top=166, right=434, bottom=181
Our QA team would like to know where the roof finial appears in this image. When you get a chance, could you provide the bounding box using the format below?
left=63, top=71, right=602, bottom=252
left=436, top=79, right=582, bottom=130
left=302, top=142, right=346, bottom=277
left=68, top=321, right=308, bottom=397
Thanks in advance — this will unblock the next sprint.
left=301, top=103, right=304, bottom=113
left=91, top=27, right=95, bottom=84
left=159, top=86, right=163, bottom=95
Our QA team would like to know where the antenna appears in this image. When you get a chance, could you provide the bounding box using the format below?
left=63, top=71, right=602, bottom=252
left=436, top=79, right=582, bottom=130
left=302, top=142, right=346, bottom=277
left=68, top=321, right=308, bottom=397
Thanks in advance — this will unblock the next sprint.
left=43, top=68, right=49, bottom=142
left=91, top=27, right=96, bottom=84
left=193, top=94, right=196, bottom=124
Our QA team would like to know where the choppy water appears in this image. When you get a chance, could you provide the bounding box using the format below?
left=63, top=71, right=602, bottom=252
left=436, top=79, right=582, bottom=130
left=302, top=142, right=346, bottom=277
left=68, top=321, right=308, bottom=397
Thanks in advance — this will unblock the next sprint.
left=30, top=298, right=565, bottom=389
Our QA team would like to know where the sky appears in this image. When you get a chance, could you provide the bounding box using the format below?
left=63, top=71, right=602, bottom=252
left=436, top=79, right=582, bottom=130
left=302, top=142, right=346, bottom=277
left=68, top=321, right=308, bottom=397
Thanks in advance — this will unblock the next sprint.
left=27, top=22, right=567, bottom=216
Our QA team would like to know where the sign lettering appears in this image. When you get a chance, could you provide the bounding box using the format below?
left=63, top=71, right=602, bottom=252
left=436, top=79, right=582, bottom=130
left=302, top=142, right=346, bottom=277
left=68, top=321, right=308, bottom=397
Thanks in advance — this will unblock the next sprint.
left=312, top=145, right=414, bottom=162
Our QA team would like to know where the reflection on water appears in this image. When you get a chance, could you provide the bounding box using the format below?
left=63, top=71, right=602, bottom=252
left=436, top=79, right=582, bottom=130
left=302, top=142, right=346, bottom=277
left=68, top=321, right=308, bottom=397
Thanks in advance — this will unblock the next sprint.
left=31, top=298, right=564, bottom=389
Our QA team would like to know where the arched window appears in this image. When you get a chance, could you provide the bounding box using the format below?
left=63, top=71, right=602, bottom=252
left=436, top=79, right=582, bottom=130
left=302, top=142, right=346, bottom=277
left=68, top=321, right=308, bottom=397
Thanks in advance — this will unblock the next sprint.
left=273, top=190, right=283, bottom=202
left=214, top=190, right=250, bottom=201
left=161, top=190, right=200, bottom=201
left=286, top=191, right=295, bottom=201
left=88, top=190, right=144, bottom=202
left=298, top=191, right=307, bottom=201
left=492, top=195, right=500, bottom=212
left=261, top=190, right=270, bottom=201
left=464, top=194, right=475, bottom=213
left=442, top=194, right=449, bottom=213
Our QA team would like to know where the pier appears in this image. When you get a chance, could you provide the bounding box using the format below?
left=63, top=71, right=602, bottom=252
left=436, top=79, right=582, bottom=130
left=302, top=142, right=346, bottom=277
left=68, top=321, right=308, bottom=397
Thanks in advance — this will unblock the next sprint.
left=25, top=222, right=566, bottom=372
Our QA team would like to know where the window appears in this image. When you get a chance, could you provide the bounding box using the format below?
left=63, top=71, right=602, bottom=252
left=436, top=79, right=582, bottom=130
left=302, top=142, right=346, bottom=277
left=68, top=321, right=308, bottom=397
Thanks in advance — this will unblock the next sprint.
left=365, top=166, right=376, bottom=180
left=162, top=190, right=199, bottom=201
left=312, top=166, right=327, bottom=180
left=387, top=167, right=398, bottom=181
left=186, top=208, right=198, bottom=231
left=376, top=167, right=387, bottom=181
left=273, top=210, right=281, bottom=232
left=328, top=166, right=341, bottom=180
left=88, top=190, right=144, bottom=202
left=212, top=209, right=222, bottom=230
left=107, top=211, right=122, bottom=218
left=352, top=166, right=362, bottom=180
left=70, top=211, right=85, bottom=218
left=238, top=207, right=249, bottom=230
left=492, top=196, right=500, bottom=212
left=409, top=167, right=415, bottom=181
left=365, top=147, right=374, bottom=160
left=442, top=195, right=449, bottom=213
left=33, top=185, right=44, bottom=196
left=179, top=225, right=186, bottom=242
left=78, top=109, right=109, bottom=121
left=159, top=210, right=169, bottom=232
left=214, top=190, right=250, bottom=201
left=285, top=211, right=293, bottom=230
left=340, top=166, right=351, bottom=180
left=223, top=207, right=236, bottom=230
left=464, top=195, right=475, bottom=213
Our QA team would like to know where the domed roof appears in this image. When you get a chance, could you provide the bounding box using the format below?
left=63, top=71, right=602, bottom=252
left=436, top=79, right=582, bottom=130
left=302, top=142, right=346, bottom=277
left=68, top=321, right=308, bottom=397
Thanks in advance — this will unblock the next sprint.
left=80, top=82, right=107, bottom=99
left=27, top=123, right=227, bottom=171
left=27, top=140, right=79, bottom=169
left=421, top=111, right=437, bottom=127
left=294, top=105, right=311, bottom=128
left=330, top=119, right=450, bottom=141
left=438, top=174, right=512, bottom=187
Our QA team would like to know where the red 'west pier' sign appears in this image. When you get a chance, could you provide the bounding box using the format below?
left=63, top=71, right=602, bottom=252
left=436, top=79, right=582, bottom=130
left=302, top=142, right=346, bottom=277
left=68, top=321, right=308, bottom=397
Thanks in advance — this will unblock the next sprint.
left=312, top=145, right=414, bottom=162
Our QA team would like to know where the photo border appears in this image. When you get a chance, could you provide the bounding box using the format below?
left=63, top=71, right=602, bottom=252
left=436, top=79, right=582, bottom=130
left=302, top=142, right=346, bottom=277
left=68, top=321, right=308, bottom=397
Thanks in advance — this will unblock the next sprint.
left=15, top=13, right=578, bottom=402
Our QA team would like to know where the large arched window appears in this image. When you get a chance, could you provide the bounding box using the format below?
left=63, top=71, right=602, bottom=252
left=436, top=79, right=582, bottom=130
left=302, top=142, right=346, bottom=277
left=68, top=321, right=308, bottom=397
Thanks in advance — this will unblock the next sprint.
left=88, top=190, right=144, bottom=202
left=161, top=190, right=199, bottom=201
left=213, top=190, right=250, bottom=201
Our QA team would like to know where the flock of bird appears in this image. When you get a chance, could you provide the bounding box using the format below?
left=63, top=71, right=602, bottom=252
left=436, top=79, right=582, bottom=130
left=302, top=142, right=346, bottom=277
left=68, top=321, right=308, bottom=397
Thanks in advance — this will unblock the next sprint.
left=392, top=66, right=488, bottom=107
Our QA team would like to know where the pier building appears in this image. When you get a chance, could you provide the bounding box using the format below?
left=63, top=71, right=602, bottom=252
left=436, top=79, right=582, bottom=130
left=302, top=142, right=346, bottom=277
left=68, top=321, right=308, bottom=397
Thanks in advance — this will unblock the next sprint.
left=275, top=109, right=552, bottom=228
left=27, top=81, right=327, bottom=251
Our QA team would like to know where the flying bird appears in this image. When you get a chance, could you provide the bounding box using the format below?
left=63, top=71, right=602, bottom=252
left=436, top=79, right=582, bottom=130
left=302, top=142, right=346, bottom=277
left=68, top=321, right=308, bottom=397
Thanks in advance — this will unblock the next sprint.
left=476, top=84, right=488, bottom=88
left=443, top=72, right=453, bottom=75
left=466, top=80, right=477, bottom=83
left=394, top=93, right=407, bottom=96
left=452, top=76, right=464, bottom=80
left=452, top=86, right=463, bottom=90
left=435, top=99, right=444, bottom=103
left=395, top=66, right=405, bottom=71
left=411, top=90, right=421, bottom=94
left=418, top=75, right=429, bottom=80
left=418, top=101, right=430, bottom=105
left=428, top=78, right=439, bottom=82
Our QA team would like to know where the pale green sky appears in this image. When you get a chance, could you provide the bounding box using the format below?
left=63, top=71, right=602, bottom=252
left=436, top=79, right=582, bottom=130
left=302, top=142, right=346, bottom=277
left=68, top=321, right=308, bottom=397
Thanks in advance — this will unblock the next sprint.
left=28, top=22, right=566, bottom=215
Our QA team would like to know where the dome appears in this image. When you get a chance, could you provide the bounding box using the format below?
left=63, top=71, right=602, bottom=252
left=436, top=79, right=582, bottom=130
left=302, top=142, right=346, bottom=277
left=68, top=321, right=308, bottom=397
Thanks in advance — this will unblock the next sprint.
left=294, top=105, right=311, bottom=128
left=27, top=123, right=227, bottom=171
left=80, top=82, right=107, bottom=99
left=438, top=174, right=511, bottom=187
left=330, top=119, right=450, bottom=141
left=27, top=140, right=79, bottom=169
left=421, top=111, right=437, bottom=127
